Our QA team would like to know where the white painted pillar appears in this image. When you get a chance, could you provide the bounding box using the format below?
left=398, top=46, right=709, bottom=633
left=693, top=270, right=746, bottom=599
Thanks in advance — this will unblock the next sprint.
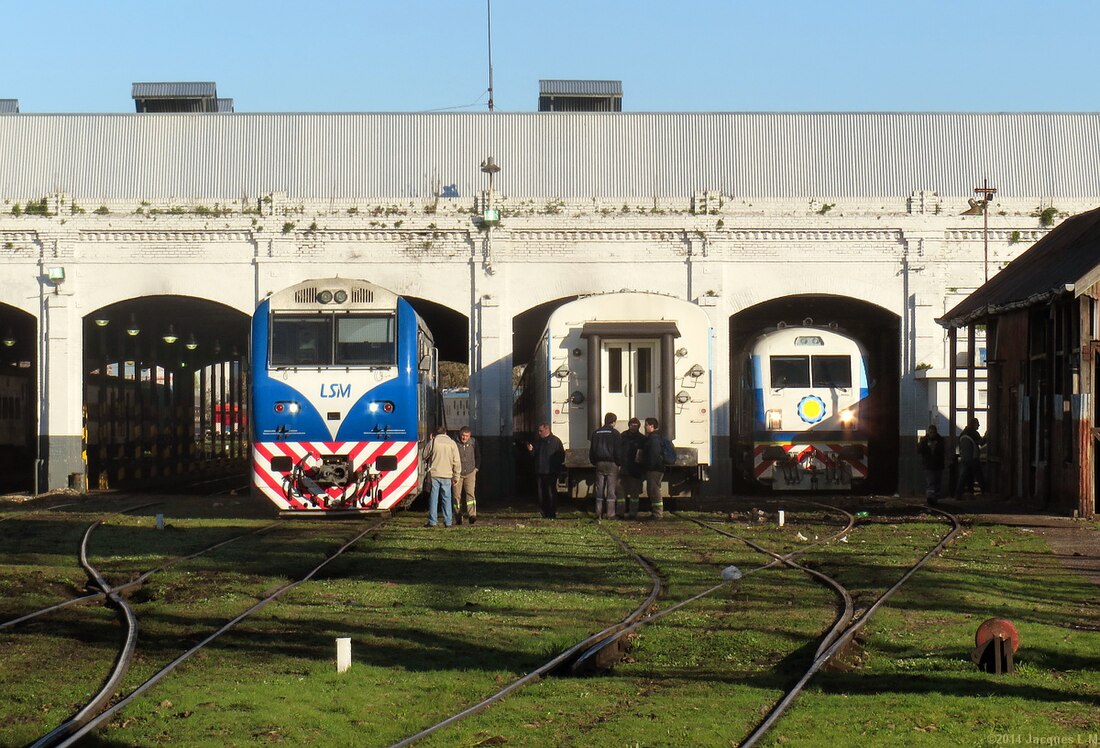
left=39, top=283, right=85, bottom=491
left=469, top=230, right=513, bottom=498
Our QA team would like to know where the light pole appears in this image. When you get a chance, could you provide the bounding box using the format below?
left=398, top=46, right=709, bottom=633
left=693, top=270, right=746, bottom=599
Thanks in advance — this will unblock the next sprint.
left=962, top=178, right=998, bottom=283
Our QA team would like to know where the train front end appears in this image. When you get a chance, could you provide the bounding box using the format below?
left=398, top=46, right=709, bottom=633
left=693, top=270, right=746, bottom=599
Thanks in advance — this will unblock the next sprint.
left=251, top=279, right=426, bottom=513
left=750, top=326, right=869, bottom=491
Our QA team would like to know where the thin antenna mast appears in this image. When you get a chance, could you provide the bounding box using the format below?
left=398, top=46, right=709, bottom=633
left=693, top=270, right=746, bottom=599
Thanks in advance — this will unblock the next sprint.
left=486, top=0, right=495, bottom=111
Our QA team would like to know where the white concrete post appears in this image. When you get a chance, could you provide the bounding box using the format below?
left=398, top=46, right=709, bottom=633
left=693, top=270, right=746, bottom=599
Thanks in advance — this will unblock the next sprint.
left=336, top=637, right=351, bottom=672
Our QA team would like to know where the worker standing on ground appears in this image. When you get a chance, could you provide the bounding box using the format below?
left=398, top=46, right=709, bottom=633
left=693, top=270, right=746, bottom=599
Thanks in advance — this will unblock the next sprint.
left=453, top=426, right=480, bottom=525
left=588, top=412, right=622, bottom=519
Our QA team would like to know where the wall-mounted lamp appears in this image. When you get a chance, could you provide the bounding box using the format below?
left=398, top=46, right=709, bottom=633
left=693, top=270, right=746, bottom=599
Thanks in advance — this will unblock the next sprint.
left=126, top=313, right=140, bottom=337
left=687, top=364, right=706, bottom=378
left=675, top=390, right=692, bottom=404
left=46, top=266, right=65, bottom=294
left=553, top=364, right=570, bottom=379
left=162, top=324, right=179, bottom=344
left=185, top=333, right=198, bottom=351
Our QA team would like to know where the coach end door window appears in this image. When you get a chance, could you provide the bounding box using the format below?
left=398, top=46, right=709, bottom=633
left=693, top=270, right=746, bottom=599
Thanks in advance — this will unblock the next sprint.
left=602, top=341, right=657, bottom=421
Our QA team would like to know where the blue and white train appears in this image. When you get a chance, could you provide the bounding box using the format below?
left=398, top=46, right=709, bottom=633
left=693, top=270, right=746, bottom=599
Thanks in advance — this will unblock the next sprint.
left=251, top=278, right=440, bottom=513
left=739, top=323, right=870, bottom=490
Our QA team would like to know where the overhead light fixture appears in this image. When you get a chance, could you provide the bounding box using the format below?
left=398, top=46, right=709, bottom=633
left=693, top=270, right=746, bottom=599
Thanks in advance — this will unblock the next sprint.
left=93, top=315, right=110, bottom=327
left=1, top=329, right=14, bottom=347
left=185, top=333, right=198, bottom=351
left=126, top=313, right=140, bottom=337
left=162, top=324, right=179, bottom=344
left=961, top=198, right=985, bottom=216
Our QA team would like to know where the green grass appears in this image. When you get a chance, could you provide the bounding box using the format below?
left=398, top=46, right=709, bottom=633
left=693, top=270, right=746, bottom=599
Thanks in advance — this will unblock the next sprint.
left=0, top=499, right=1097, bottom=746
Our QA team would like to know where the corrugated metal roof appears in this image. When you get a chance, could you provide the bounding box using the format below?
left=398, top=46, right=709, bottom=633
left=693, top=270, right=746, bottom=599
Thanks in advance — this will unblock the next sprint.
left=131, top=82, right=217, bottom=99
left=539, top=80, right=623, bottom=96
left=0, top=99, right=18, bottom=114
left=1, top=112, right=1099, bottom=200
left=938, top=206, right=1100, bottom=328
left=216, top=98, right=234, bottom=113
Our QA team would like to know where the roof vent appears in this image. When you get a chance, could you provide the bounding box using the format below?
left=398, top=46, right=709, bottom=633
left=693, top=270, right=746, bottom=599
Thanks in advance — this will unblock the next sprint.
left=0, top=99, right=19, bottom=114
left=132, top=82, right=233, bottom=113
left=538, top=80, right=622, bottom=112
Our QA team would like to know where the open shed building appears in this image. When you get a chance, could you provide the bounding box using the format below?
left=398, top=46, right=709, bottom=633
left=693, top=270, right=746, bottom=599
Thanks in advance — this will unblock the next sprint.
left=938, top=206, right=1100, bottom=518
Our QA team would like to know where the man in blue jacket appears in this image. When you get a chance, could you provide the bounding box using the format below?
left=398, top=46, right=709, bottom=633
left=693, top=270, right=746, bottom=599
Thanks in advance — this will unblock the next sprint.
left=588, top=412, right=622, bottom=519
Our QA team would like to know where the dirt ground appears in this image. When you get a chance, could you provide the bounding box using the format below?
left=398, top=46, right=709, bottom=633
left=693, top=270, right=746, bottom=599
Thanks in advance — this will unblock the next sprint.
left=937, top=494, right=1100, bottom=588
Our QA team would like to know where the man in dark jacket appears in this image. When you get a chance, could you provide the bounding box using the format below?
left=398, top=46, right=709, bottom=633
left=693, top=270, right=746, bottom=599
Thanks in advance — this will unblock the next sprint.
left=955, top=417, right=987, bottom=498
left=642, top=417, right=666, bottom=519
left=453, top=426, right=480, bottom=525
left=917, top=424, right=945, bottom=504
left=588, top=412, right=622, bottom=519
left=528, top=423, right=564, bottom=519
left=619, top=417, right=646, bottom=519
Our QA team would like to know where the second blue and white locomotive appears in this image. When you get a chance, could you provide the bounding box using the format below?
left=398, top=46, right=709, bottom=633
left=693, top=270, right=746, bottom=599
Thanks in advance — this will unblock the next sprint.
left=251, top=278, right=439, bottom=513
left=740, top=323, right=870, bottom=490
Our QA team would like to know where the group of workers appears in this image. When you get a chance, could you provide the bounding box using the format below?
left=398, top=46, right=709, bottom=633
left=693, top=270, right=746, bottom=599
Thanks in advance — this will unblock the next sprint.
left=917, top=417, right=988, bottom=504
left=422, top=413, right=673, bottom=526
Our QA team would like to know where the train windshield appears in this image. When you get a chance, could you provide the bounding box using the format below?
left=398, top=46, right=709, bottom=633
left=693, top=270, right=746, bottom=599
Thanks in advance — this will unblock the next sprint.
left=812, top=355, right=852, bottom=388
left=770, top=356, right=810, bottom=388
left=336, top=315, right=396, bottom=365
left=270, top=314, right=396, bottom=367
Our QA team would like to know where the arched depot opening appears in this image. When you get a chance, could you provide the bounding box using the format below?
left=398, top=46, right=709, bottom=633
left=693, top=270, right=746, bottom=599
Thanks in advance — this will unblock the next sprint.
left=0, top=305, right=36, bottom=494
left=83, top=296, right=250, bottom=490
left=730, top=294, right=901, bottom=495
left=511, top=295, right=583, bottom=498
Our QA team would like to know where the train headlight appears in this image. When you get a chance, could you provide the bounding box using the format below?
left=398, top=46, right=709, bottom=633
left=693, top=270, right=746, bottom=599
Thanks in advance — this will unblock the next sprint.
left=368, top=401, right=395, bottom=414
left=317, top=290, right=334, bottom=304
left=274, top=401, right=300, bottom=414
left=840, top=409, right=856, bottom=427
left=766, top=409, right=782, bottom=430
left=333, top=290, right=348, bottom=304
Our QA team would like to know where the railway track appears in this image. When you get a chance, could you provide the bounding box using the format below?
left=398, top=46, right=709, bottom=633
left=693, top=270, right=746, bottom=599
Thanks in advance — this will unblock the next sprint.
left=0, top=480, right=378, bottom=747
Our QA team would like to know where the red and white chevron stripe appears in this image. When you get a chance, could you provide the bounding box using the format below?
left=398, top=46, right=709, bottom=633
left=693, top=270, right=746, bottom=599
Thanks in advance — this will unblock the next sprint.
left=252, top=440, right=420, bottom=511
left=752, top=442, right=868, bottom=482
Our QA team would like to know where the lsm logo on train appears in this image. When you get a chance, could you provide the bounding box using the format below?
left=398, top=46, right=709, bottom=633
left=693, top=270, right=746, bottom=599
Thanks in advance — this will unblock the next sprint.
left=321, top=383, right=352, bottom=398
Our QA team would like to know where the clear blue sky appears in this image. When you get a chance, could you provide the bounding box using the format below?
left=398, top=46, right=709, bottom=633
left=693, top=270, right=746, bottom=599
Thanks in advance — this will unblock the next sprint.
left=3, top=0, right=1097, bottom=113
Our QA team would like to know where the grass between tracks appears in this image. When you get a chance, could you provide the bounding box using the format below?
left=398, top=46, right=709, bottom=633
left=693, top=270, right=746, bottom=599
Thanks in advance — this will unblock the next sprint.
left=0, top=496, right=1097, bottom=747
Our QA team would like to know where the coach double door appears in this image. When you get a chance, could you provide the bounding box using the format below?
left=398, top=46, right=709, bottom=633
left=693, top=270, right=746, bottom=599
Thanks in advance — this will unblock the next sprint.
left=601, top=340, right=658, bottom=421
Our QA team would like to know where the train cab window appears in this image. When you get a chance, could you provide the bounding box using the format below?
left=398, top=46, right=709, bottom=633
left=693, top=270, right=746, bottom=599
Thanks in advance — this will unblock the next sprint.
left=270, top=316, right=332, bottom=366
left=336, top=315, right=396, bottom=366
left=770, top=356, right=810, bottom=388
left=608, top=347, right=623, bottom=393
left=811, top=355, right=852, bottom=388
left=636, top=347, right=652, bottom=393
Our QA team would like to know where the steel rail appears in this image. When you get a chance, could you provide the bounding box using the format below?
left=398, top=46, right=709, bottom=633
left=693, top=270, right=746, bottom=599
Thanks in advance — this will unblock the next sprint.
left=55, top=519, right=387, bottom=747
left=739, top=505, right=962, bottom=748
left=386, top=520, right=664, bottom=748
left=1, top=521, right=280, bottom=631
left=29, top=501, right=162, bottom=748
left=0, top=501, right=79, bottom=523
left=570, top=501, right=855, bottom=674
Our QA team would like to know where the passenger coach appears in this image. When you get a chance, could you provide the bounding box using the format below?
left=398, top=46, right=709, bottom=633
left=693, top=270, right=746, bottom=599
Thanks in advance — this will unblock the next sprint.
left=516, top=292, right=713, bottom=499
left=251, top=278, right=440, bottom=513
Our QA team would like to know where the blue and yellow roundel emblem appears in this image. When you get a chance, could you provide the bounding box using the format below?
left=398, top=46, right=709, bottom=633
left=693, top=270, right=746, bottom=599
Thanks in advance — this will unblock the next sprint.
left=797, top=395, right=827, bottom=424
